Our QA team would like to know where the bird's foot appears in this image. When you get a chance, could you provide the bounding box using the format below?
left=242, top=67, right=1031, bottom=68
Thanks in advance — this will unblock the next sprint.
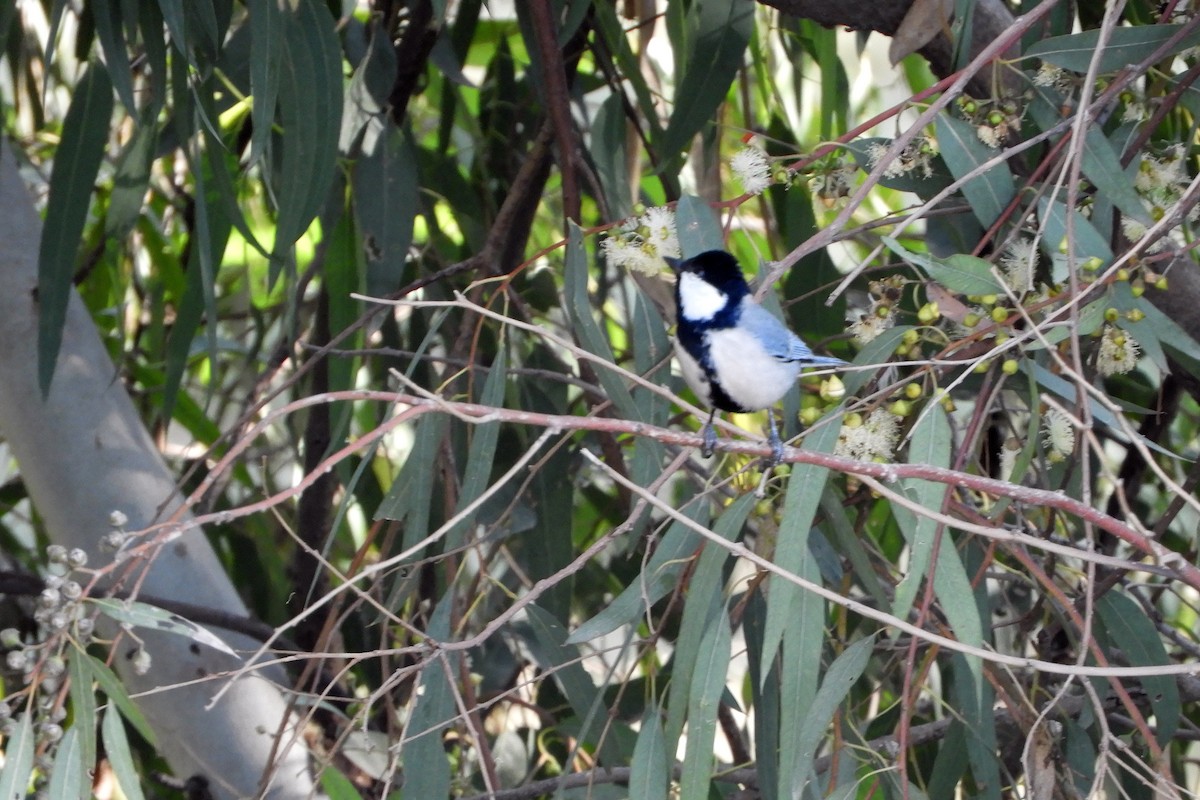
left=765, top=413, right=785, bottom=470
left=701, top=421, right=718, bottom=458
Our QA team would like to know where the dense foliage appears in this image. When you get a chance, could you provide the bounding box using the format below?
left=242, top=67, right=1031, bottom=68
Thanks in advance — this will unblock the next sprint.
left=4, top=0, right=1200, bottom=798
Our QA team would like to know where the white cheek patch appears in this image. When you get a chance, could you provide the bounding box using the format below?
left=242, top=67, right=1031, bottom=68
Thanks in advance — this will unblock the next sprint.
left=678, top=272, right=727, bottom=321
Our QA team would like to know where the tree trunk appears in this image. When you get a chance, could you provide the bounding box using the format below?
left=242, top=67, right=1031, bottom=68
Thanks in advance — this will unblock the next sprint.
left=0, top=142, right=315, bottom=799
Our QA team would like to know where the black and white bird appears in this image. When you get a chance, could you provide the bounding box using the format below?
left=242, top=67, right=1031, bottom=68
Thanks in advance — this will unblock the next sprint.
left=668, top=250, right=846, bottom=463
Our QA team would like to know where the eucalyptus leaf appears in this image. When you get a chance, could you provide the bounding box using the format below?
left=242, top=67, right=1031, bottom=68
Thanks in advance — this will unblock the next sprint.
left=46, top=727, right=87, bottom=800
left=628, top=710, right=668, bottom=800
left=1025, top=24, right=1200, bottom=73
left=102, top=709, right=146, bottom=800
left=88, top=597, right=240, bottom=658
left=38, top=62, right=114, bottom=395
left=679, top=612, right=730, bottom=800
left=788, top=635, right=874, bottom=796
left=935, top=114, right=1015, bottom=230
left=1097, top=592, right=1179, bottom=745
left=661, top=0, right=754, bottom=158
left=0, top=714, right=33, bottom=800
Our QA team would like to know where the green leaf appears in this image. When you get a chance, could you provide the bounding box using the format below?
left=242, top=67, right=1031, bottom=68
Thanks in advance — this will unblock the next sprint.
left=247, top=0, right=284, bottom=165
left=629, top=710, right=668, bottom=800
left=929, top=254, right=1004, bottom=296
left=935, top=114, right=1015, bottom=230
left=1096, top=592, right=1180, bottom=745
left=881, top=236, right=1003, bottom=295
left=0, top=714, right=34, bottom=800
left=271, top=0, right=342, bottom=265
left=320, top=766, right=365, bottom=800
left=105, top=117, right=158, bottom=239
left=675, top=194, right=725, bottom=257
left=1025, top=24, right=1200, bottom=73
left=402, top=598, right=454, bottom=799
left=788, top=635, right=874, bottom=796
left=949, top=577, right=1001, bottom=798
left=86, top=655, right=157, bottom=745
left=353, top=128, right=419, bottom=297
left=844, top=325, right=913, bottom=396
left=102, top=709, right=146, bottom=800
left=679, top=612, right=731, bottom=800
left=526, top=604, right=629, bottom=766
left=156, top=0, right=189, bottom=59
left=1036, top=197, right=1113, bottom=281
left=88, top=598, right=240, bottom=658
left=46, top=727, right=87, bottom=800
left=892, top=409, right=980, bottom=644
left=759, top=420, right=840, bottom=678
left=444, top=351, right=507, bottom=549
left=1080, top=127, right=1152, bottom=225
left=770, top=426, right=840, bottom=800
left=567, top=505, right=708, bottom=644
left=92, top=0, right=136, bottom=112
left=564, top=223, right=645, bottom=423
left=661, top=0, right=754, bottom=158
left=377, top=411, right=446, bottom=530
left=591, top=93, right=633, bottom=219
left=38, top=61, right=114, bottom=396
left=665, top=494, right=754, bottom=753
left=68, top=647, right=98, bottom=769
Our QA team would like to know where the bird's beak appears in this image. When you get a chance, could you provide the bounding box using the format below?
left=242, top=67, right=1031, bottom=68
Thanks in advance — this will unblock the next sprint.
left=663, top=256, right=682, bottom=273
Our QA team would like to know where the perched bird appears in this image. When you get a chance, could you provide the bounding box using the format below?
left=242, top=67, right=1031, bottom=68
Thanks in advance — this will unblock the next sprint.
left=668, top=250, right=846, bottom=463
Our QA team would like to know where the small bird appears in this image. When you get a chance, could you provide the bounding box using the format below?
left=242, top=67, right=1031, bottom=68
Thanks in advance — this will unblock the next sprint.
left=668, top=250, right=846, bottom=463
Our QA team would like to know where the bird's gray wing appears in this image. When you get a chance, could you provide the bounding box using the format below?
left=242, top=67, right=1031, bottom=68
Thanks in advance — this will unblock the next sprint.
left=738, top=302, right=807, bottom=360
left=740, top=301, right=846, bottom=365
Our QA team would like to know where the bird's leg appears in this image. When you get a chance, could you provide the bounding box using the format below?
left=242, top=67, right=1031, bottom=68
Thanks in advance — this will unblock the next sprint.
left=766, top=411, right=784, bottom=468
left=701, top=410, right=718, bottom=458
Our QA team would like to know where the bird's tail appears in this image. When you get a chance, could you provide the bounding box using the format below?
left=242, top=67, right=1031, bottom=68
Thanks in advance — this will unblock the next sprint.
left=802, top=355, right=849, bottom=368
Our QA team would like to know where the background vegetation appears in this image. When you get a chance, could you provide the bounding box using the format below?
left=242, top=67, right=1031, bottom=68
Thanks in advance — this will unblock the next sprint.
left=3, top=0, right=1200, bottom=798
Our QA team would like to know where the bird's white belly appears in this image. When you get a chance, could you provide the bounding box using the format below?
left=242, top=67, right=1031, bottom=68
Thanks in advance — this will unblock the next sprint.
left=707, top=327, right=800, bottom=410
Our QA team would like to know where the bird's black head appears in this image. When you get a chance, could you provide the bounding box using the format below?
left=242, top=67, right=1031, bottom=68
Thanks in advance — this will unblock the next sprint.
left=669, top=250, right=751, bottom=329
left=669, top=251, right=751, bottom=301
